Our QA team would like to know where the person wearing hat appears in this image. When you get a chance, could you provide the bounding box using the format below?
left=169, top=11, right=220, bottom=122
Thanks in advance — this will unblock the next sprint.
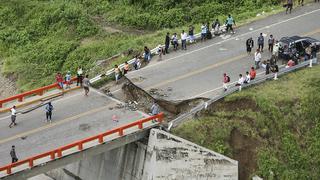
left=9, top=106, right=17, bottom=128
left=10, top=145, right=18, bottom=163
left=65, top=71, right=72, bottom=89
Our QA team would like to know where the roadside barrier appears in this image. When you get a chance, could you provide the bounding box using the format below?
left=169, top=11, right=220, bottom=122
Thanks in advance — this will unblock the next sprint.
left=0, top=113, right=164, bottom=177
left=0, top=77, right=77, bottom=108
left=168, top=58, right=318, bottom=130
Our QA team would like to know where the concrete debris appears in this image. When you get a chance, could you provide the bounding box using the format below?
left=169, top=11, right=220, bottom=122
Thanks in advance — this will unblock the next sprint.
left=115, top=103, right=124, bottom=109
left=131, top=76, right=146, bottom=83
left=149, top=88, right=169, bottom=97
left=103, top=88, right=113, bottom=97
left=125, top=101, right=138, bottom=111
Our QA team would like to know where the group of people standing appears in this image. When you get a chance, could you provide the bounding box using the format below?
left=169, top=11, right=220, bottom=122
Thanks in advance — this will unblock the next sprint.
left=55, top=67, right=90, bottom=96
left=246, top=33, right=280, bottom=74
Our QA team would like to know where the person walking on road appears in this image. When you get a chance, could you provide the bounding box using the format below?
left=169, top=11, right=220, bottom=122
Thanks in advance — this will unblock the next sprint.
left=257, top=33, right=264, bottom=52
left=181, top=30, right=188, bottom=50
left=223, top=73, right=230, bottom=92
left=83, top=75, right=90, bottom=96
left=268, top=35, right=275, bottom=53
left=10, top=145, right=18, bottom=163
left=165, top=32, right=170, bottom=54
left=9, top=106, right=17, bottom=128
left=286, top=0, right=293, bottom=14
left=225, top=14, right=236, bottom=34
left=254, top=49, right=262, bottom=69
left=45, top=102, right=54, bottom=123
left=76, top=67, right=83, bottom=86
left=246, top=37, right=254, bottom=55
left=55, top=72, right=64, bottom=89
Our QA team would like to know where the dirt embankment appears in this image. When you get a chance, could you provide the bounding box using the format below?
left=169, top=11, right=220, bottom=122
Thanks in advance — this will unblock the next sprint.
left=201, top=97, right=261, bottom=180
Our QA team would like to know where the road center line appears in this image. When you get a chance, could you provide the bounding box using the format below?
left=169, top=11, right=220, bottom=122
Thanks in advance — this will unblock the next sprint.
left=0, top=105, right=110, bottom=145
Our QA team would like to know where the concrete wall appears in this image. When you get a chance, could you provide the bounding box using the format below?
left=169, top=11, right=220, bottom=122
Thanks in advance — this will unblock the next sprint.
left=44, top=129, right=238, bottom=180
left=46, top=141, right=148, bottom=180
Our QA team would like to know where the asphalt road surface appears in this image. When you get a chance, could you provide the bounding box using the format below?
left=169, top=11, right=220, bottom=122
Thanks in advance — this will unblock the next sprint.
left=125, top=3, right=320, bottom=101
left=0, top=89, right=147, bottom=166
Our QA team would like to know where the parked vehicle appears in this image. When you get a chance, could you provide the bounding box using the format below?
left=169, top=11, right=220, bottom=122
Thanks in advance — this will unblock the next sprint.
left=278, top=36, right=320, bottom=60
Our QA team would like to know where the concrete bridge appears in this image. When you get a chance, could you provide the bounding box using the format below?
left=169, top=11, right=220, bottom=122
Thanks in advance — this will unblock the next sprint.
left=0, top=2, right=320, bottom=179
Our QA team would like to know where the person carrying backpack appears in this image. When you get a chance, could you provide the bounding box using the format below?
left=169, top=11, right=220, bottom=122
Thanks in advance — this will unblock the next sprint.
left=45, top=102, right=54, bottom=123
left=223, top=73, right=230, bottom=92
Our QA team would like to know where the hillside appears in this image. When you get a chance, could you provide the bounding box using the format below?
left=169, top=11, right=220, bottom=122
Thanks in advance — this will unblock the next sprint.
left=173, top=65, right=320, bottom=179
left=0, top=0, right=280, bottom=91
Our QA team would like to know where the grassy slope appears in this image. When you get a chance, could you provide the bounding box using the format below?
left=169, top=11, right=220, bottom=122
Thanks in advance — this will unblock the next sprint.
left=173, top=65, right=320, bottom=179
left=0, top=0, right=282, bottom=91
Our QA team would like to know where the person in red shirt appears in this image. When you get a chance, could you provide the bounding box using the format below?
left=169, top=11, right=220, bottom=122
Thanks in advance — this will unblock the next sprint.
left=55, top=72, right=64, bottom=89
left=249, top=67, right=256, bottom=80
left=286, top=59, right=295, bottom=68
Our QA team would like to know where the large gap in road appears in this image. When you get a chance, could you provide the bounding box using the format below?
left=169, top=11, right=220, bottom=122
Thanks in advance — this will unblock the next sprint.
left=99, top=77, right=208, bottom=124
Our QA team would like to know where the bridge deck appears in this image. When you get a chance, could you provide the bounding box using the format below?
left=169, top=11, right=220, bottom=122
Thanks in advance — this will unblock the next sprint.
left=0, top=89, right=147, bottom=167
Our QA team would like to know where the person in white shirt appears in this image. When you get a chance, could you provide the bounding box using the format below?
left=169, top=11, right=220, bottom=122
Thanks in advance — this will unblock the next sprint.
left=9, top=106, right=17, bottom=128
left=172, top=33, right=178, bottom=51
left=201, top=23, right=207, bottom=41
left=76, top=67, right=83, bottom=86
left=244, top=71, right=250, bottom=84
left=235, top=74, right=244, bottom=86
left=273, top=40, right=280, bottom=63
left=254, top=49, right=261, bottom=69
left=181, top=30, right=188, bottom=50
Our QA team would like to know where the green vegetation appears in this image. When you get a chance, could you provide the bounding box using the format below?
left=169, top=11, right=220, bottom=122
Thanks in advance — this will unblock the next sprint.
left=173, top=65, right=320, bottom=179
left=0, top=0, right=282, bottom=91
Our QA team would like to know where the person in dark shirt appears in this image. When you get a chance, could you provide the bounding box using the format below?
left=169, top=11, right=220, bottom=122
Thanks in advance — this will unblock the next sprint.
left=165, top=32, right=170, bottom=54
left=266, top=60, right=271, bottom=75
left=286, top=0, right=293, bottom=14
left=10, top=145, right=18, bottom=163
left=246, top=37, right=254, bottom=55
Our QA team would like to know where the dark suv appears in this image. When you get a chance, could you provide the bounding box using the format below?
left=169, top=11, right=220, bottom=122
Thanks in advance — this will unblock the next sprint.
left=278, top=36, right=320, bottom=60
